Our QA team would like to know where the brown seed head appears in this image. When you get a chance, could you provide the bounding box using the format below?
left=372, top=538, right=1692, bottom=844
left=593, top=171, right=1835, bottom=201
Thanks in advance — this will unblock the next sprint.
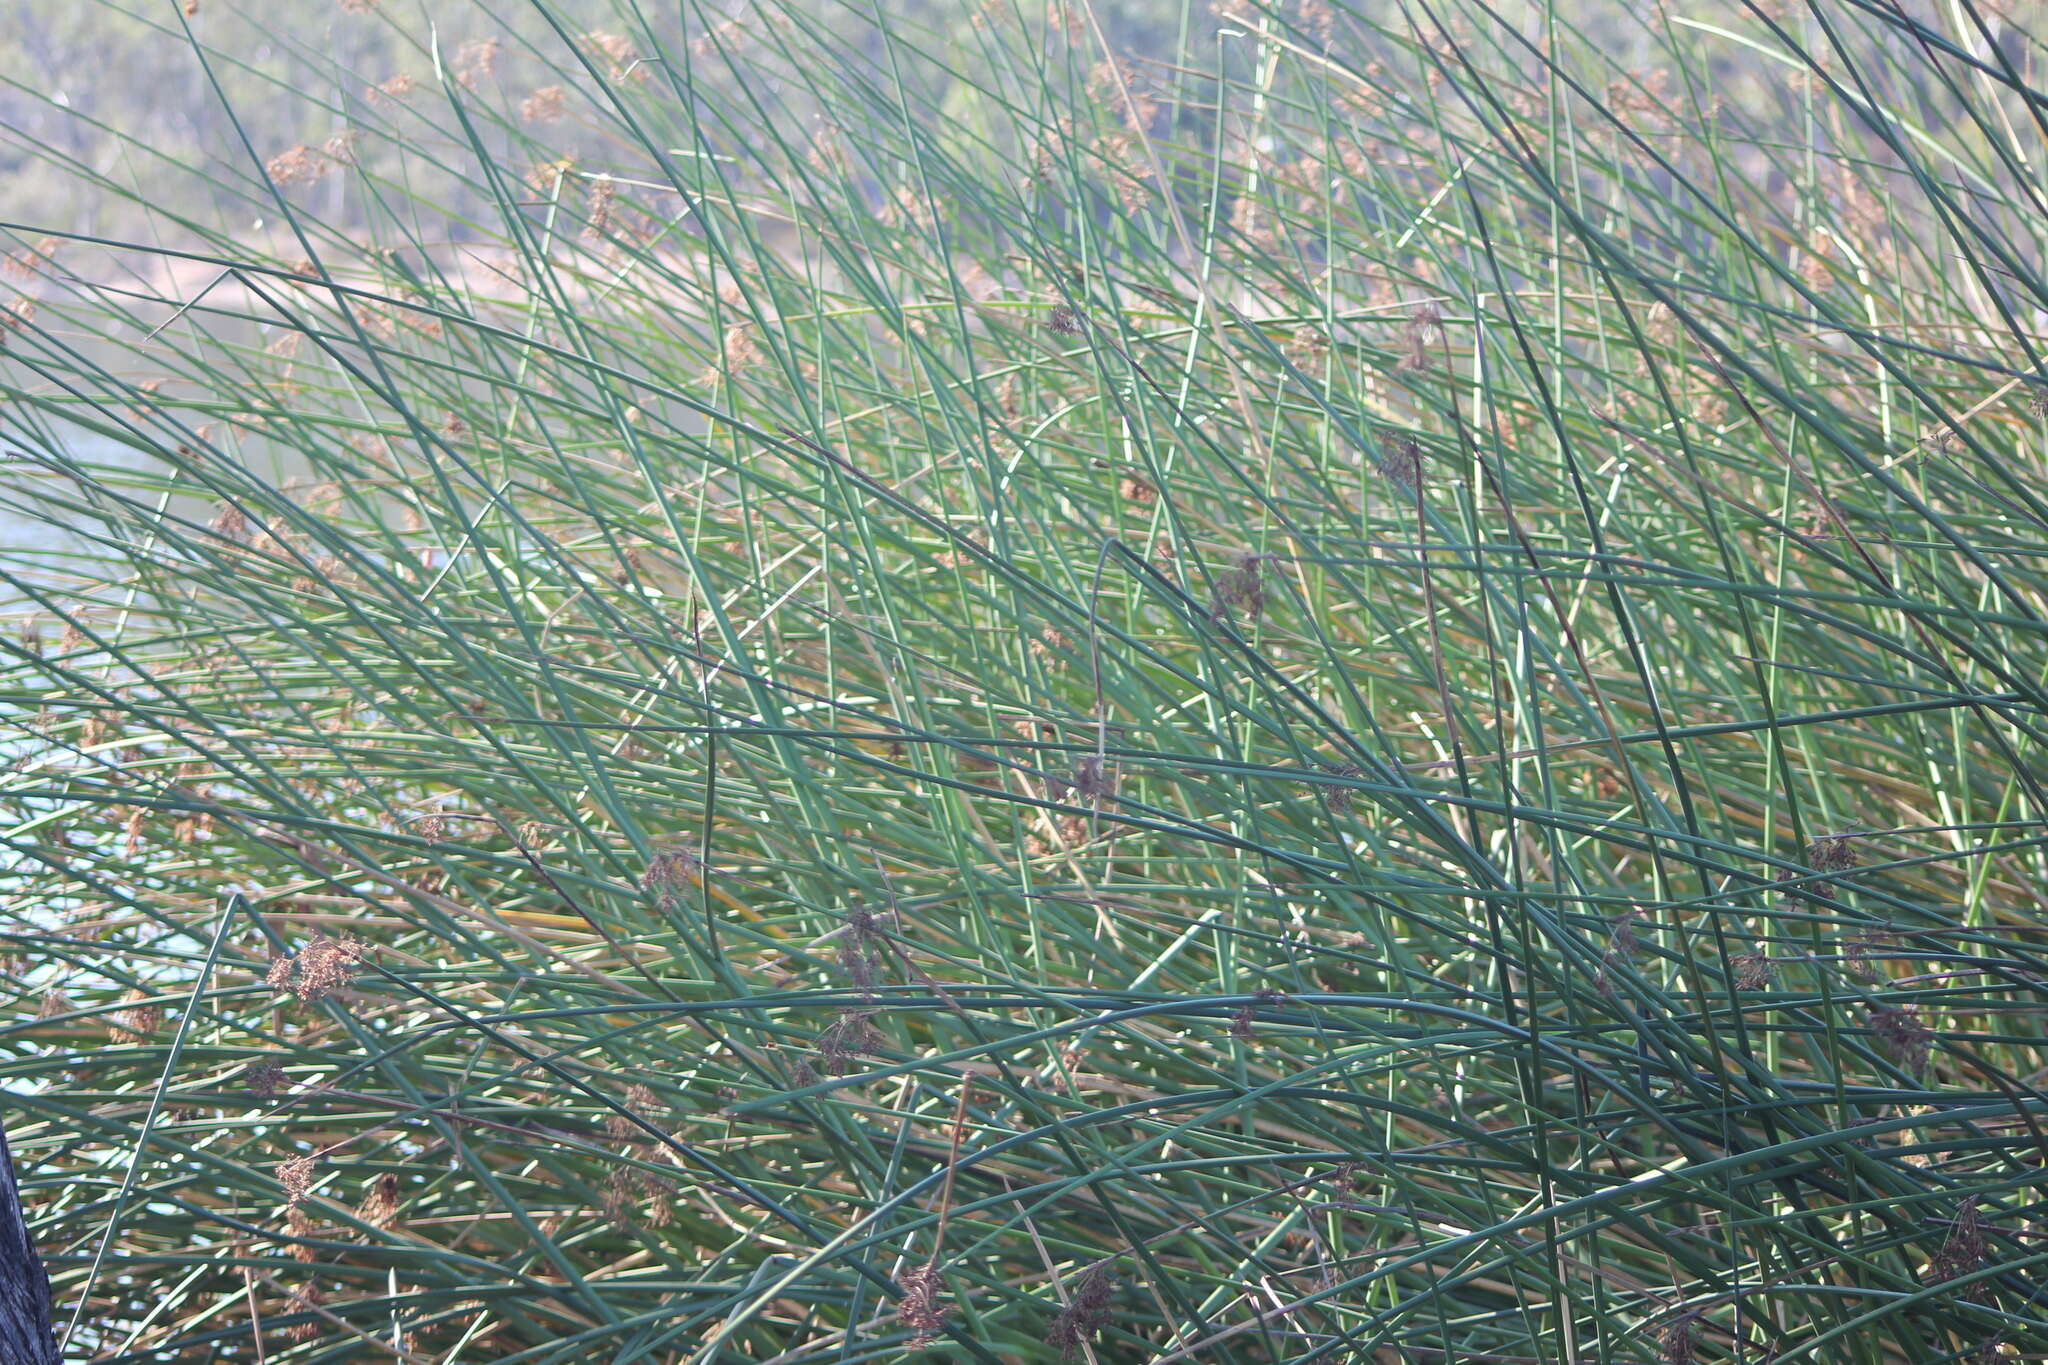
left=269, top=935, right=367, bottom=1004
left=1933, top=1196, right=1987, bottom=1288
left=1659, top=1312, right=1699, bottom=1365
left=369, top=73, right=418, bottom=105
left=1870, top=1003, right=1933, bottom=1074
left=1045, top=305, right=1084, bottom=336
left=529, top=158, right=575, bottom=198
left=1731, top=950, right=1774, bottom=991
left=286, top=1283, right=323, bottom=1340
left=1212, top=552, right=1269, bottom=622
left=582, top=31, right=646, bottom=83
left=110, top=988, right=163, bottom=1043
left=358, top=1172, right=401, bottom=1228
left=642, top=848, right=702, bottom=901
left=1319, top=762, right=1363, bottom=814
left=1398, top=303, right=1443, bottom=371
left=1071, top=754, right=1116, bottom=803
left=583, top=175, right=616, bottom=240
left=265, top=145, right=331, bottom=188
left=278, top=1154, right=316, bottom=1206
left=1048, top=1259, right=1119, bottom=1358
left=1808, top=833, right=1861, bottom=873
left=522, top=84, right=567, bottom=123
left=817, top=1009, right=886, bottom=1072
left=1376, top=435, right=1425, bottom=491
left=247, top=1058, right=288, bottom=1100
left=455, top=37, right=502, bottom=88
left=896, top=1260, right=949, bottom=1346
left=600, top=1166, right=639, bottom=1229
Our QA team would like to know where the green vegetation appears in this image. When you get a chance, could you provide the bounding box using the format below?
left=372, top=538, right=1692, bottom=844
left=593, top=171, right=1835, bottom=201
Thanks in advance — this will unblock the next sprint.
left=4, top=1, right=2048, bottom=1361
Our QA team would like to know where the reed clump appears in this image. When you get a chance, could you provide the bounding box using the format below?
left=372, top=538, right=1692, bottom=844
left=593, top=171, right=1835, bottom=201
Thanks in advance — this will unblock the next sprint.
left=4, top=2, right=2048, bottom=1361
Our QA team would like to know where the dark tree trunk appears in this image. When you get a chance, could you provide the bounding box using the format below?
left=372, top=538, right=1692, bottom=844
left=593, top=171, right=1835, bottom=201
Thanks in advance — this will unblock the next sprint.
left=0, top=1118, right=58, bottom=1365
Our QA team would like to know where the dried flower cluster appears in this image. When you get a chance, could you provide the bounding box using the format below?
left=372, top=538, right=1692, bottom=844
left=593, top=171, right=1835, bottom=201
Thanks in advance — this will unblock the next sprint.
left=895, top=1259, right=949, bottom=1346
left=246, top=1057, right=288, bottom=1100
left=815, top=903, right=892, bottom=1072
left=1212, top=552, right=1269, bottom=622
left=285, top=1283, right=322, bottom=1342
left=1807, top=833, right=1862, bottom=901
left=1870, top=1003, right=1933, bottom=1075
left=265, top=934, right=367, bottom=1004
left=522, top=84, right=567, bottom=123
left=583, top=31, right=648, bottom=83
left=1597, top=908, right=1642, bottom=997
left=1398, top=302, right=1443, bottom=372
left=1932, top=1196, right=1986, bottom=1285
left=1659, top=1312, right=1700, bottom=1365
left=1070, top=754, right=1115, bottom=804
left=109, top=988, right=163, bottom=1043
left=1048, top=1259, right=1118, bottom=1357
left=2, top=235, right=59, bottom=280
left=1376, top=435, right=1425, bottom=492
left=455, top=37, right=502, bottom=89
left=368, top=72, right=417, bottom=106
left=641, top=848, right=702, bottom=908
left=1730, top=949, right=1774, bottom=991
left=1229, top=987, right=1286, bottom=1041
left=265, top=144, right=334, bottom=188
left=357, top=1172, right=401, bottom=1228
left=1319, top=761, right=1364, bottom=814
left=278, top=1153, right=317, bottom=1206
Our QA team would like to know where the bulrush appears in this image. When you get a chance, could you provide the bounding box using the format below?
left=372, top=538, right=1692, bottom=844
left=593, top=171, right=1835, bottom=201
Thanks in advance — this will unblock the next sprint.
left=521, top=84, right=566, bottom=124
left=266, top=935, right=367, bottom=1005
left=1319, top=762, right=1364, bottom=814
left=642, top=847, right=702, bottom=907
left=209, top=502, right=250, bottom=543
left=1398, top=302, right=1444, bottom=371
left=357, top=1173, right=401, bottom=1229
left=264, top=145, right=331, bottom=188
left=1229, top=987, right=1286, bottom=1040
left=286, top=1284, right=323, bottom=1341
left=1658, top=1312, right=1700, bottom=1365
left=1212, top=552, right=1269, bottom=622
left=1808, top=832, right=1861, bottom=871
left=1807, top=833, right=1862, bottom=901
left=815, top=1010, right=886, bottom=1073
left=1933, top=1196, right=1986, bottom=1285
left=245, top=1058, right=287, bottom=1100
left=1731, top=949, right=1774, bottom=991
left=1376, top=435, right=1425, bottom=491
left=1597, top=908, right=1642, bottom=998
left=895, top=1259, right=948, bottom=1347
left=109, top=988, right=162, bottom=1043
left=1870, top=1004, right=1933, bottom=1075
left=277, top=1154, right=316, bottom=1207
left=1048, top=1259, right=1118, bottom=1358
left=1070, top=754, right=1116, bottom=804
